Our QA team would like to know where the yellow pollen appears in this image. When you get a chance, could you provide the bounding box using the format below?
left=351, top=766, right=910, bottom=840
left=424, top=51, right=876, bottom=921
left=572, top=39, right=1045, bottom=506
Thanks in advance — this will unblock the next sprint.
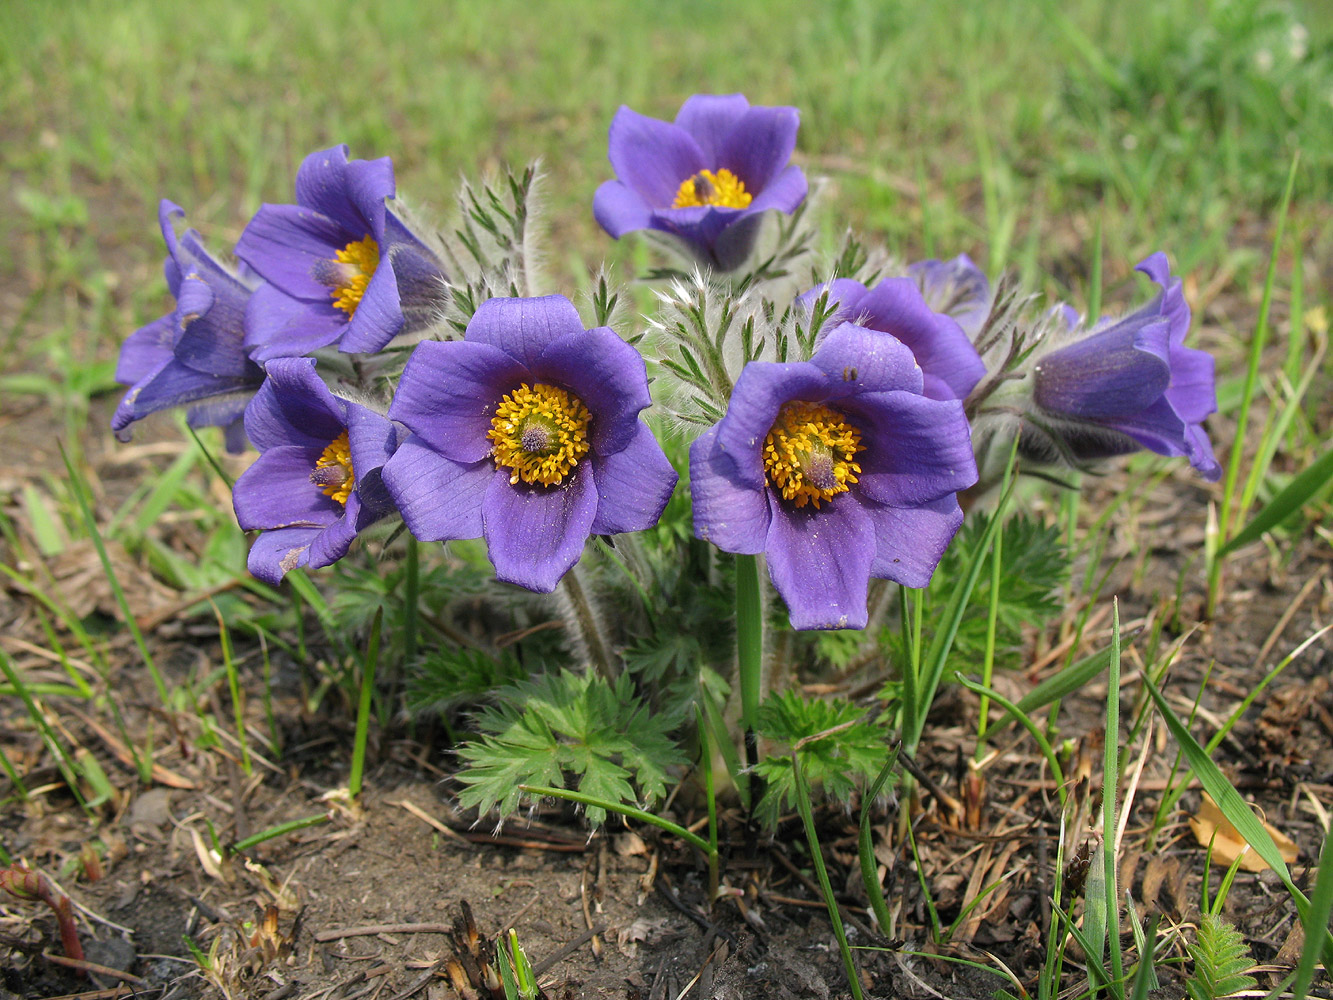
left=313, top=430, right=355, bottom=505
left=672, top=168, right=753, bottom=210
left=762, top=401, right=863, bottom=509
left=488, top=383, right=592, bottom=487
left=329, top=235, right=379, bottom=316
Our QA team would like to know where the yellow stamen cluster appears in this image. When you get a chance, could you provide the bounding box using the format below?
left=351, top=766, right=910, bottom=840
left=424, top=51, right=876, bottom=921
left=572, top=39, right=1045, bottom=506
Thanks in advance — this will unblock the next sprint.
left=329, top=235, right=380, bottom=316
left=671, top=168, right=753, bottom=210
left=313, top=430, right=355, bottom=505
left=762, top=401, right=863, bottom=509
left=488, top=383, right=592, bottom=487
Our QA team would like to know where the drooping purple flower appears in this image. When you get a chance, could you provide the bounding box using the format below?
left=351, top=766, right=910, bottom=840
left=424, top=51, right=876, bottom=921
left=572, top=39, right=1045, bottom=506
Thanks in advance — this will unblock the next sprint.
left=1028, top=252, right=1220, bottom=481
left=907, top=253, right=993, bottom=340
left=232, top=358, right=398, bottom=583
left=593, top=94, right=807, bottom=270
left=796, top=276, right=986, bottom=402
left=112, top=201, right=265, bottom=450
left=236, top=145, right=447, bottom=362
left=382, top=296, right=678, bottom=592
left=690, top=324, right=978, bottom=630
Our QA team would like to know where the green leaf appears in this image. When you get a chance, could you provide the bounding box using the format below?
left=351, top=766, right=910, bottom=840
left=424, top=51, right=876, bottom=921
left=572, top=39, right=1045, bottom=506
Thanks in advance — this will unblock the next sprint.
left=1219, top=442, right=1333, bottom=556
left=1186, top=913, right=1256, bottom=1000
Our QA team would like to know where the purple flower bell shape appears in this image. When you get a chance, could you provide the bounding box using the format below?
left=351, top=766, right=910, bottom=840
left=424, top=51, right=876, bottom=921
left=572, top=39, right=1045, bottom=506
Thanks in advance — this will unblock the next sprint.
left=690, top=323, right=978, bottom=630
left=796, top=274, right=986, bottom=402
left=236, top=145, right=447, bottom=362
left=1028, top=253, right=1220, bottom=480
left=593, top=94, right=808, bottom=270
left=381, top=295, right=678, bottom=592
left=232, top=358, right=398, bottom=583
left=906, top=253, right=994, bottom=341
left=112, top=201, right=265, bottom=451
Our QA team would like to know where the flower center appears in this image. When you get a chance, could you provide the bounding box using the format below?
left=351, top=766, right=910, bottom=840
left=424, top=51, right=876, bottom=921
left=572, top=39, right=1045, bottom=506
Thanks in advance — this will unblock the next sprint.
left=488, top=383, right=592, bottom=487
left=762, top=401, right=863, bottom=509
left=311, top=430, right=355, bottom=505
left=328, top=235, right=379, bottom=316
left=671, top=168, right=753, bottom=210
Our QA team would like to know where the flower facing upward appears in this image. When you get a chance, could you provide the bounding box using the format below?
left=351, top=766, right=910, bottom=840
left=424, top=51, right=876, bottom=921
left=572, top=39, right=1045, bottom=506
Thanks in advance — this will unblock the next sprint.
left=593, top=94, right=808, bottom=270
left=381, top=295, right=678, bottom=592
left=796, top=275, right=986, bottom=402
left=232, top=358, right=398, bottom=584
left=236, top=145, right=447, bottom=361
left=112, top=201, right=265, bottom=451
left=1027, top=253, right=1220, bottom=480
left=690, top=324, right=978, bottom=630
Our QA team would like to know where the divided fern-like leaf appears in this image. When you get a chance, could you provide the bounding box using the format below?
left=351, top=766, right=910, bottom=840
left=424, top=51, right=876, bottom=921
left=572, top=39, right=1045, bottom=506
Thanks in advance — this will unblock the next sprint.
left=1185, top=912, right=1257, bottom=1000
left=456, top=670, right=686, bottom=825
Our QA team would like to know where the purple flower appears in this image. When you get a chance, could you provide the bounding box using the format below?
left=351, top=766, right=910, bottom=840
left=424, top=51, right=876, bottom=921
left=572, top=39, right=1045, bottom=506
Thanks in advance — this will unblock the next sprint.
left=907, top=254, right=993, bottom=340
left=236, top=145, right=447, bottom=362
left=381, top=295, right=678, bottom=592
left=232, top=358, right=398, bottom=584
left=796, top=276, right=986, bottom=402
left=112, top=201, right=265, bottom=450
left=690, top=324, right=978, bottom=630
left=593, top=94, right=807, bottom=270
left=1028, top=253, right=1220, bottom=481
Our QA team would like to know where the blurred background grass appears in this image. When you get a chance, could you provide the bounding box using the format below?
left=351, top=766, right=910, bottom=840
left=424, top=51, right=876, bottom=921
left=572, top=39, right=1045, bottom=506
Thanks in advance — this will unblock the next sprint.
left=0, top=0, right=1329, bottom=408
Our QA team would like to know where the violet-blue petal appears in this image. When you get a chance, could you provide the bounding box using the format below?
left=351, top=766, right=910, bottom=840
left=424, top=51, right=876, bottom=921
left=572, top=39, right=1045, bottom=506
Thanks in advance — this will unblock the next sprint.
left=607, top=106, right=707, bottom=207
left=908, top=254, right=992, bottom=339
left=850, top=392, right=977, bottom=507
left=740, top=164, right=808, bottom=217
left=244, top=283, right=346, bottom=362
left=796, top=278, right=869, bottom=321
left=765, top=494, right=875, bottom=631
left=247, top=527, right=320, bottom=585
left=592, top=181, right=654, bottom=239
left=482, top=468, right=598, bottom=593
left=346, top=406, right=398, bottom=483
left=807, top=322, right=924, bottom=398
left=1033, top=315, right=1172, bottom=421
left=338, top=252, right=404, bottom=353
left=534, top=325, right=651, bottom=455
left=115, top=318, right=173, bottom=384
left=306, top=493, right=363, bottom=570
left=589, top=422, right=678, bottom=535
left=243, top=357, right=347, bottom=452
left=294, top=145, right=392, bottom=241
left=389, top=340, right=527, bottom=463
left=688, top=427, right=771, bottom=554
left=381, top=437, right=490, bottom=542
left=674, top=93, right=751, bottom=164
left=235, top=204, right=349, bottom=302
left=713, top=361, right=828, bottom=487
left=232, top=445, right=341, bottom=531
left=866, top=495, right=965, bottom=588
left=466, top=295, right=586, bottom=371
left=854, top=277, right=985, bottom=401
left=719, top=105, right=800, bottom=194
left=113, top=360, right=259, bottom=439
left=1164, top=344, right=1217, bottom=424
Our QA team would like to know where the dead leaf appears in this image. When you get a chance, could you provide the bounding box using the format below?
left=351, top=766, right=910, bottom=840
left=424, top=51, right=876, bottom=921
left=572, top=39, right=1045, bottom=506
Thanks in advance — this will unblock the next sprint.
left=1187, top=792, right=1298, bottom=873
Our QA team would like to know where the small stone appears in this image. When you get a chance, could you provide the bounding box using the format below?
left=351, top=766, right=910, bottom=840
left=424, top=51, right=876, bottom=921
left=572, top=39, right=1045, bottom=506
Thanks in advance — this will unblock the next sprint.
left=129, top=788, right=173, bottom=829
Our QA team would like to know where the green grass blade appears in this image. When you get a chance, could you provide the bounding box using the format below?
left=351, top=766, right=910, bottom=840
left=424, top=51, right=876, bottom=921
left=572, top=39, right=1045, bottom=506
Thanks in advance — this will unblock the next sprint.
left=230, top=813, right=330, bottom=856
left=1292, top=822, right=1333, bottom=1000
left=857, top=745, right=900, bottom=934
left=348, top=607, right=383, bottom=803
left=956, top=673, right=1066, bottom=809
left=1218, top=443, right=1333, bottom=557
left=1103, top=600, right=1124, bottom=989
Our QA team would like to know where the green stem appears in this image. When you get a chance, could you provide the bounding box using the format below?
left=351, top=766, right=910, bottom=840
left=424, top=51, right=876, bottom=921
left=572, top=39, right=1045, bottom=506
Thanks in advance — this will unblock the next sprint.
left=348, top=608, right=383, bottom=803
left=561, top=566, right=617, bottom=680
left=695, top=706, right=720, bottom=905
left=734, top=554, right=763, bottom=763
left=518, top=784, right=713, bottom=856
left=975, top=514, right=1004, bottom=757
left=403, top=537, right=419, bottom=665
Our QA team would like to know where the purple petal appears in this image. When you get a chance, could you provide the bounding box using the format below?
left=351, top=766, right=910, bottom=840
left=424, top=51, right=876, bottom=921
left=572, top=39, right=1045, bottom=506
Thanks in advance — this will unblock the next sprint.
left=534, top=325, right=651, bottom=454
left=607, top=106, right=707, bottom=207
left=294, top=145, right=393, bottom=241
left=589, top=422, right=677, bottom=534
left=244, top=283, right=346, bottom=362
left=740, top=164, right=808, bottom=218
left=1164, top=345, right=1217, bottom=424
left=866, top=495, right=964, bottom=588
left=719, top=106, right=800, bottom=194
left=807, top=322, right=924, bottom=398
left=174, top=281, right=255, bottom=378
left=389, top=340, right=527, bottom=463
left=908, top=254, right=992, bottom=339
left=650, top=204, right=742, bottom=265
left=346, top=405, right=397, bottom=480
left=381, top=437, right=491, bottom=541
left=850, top=392, right=977, bottom=506
left=765, top=494, right=874, bottom=630
left=338, top=252, right=404, bottom=353
left=233, top=445, right=342, bottom=531
left=593, top=180, right=654, bottom=239
left=465, top=295, right=586, bottom=371
left=482, top=468, right=598, bottom=593
left=1034, top=315, right=1173, bottom=421
left=247, top=527, right=320, bottom=585
left=688, top=427, right=771, bottom=554
left=1183, top=425, right=1222, bottom=481
left=306, top=493, right=361, bottom=569
left=243, top=357, right=347, bottom=452
left=116, top=317, right=173, bottom=384
left=1134, top=252, right=1190, bottom=346
left=113, top=359, right=258, bottom=438
left=674, top=94, right=751, bottom=164
left=853, top=277, right=985, bottom=401
left=713, top=361, right=828, bottom=487
left=235, top=203, right=352, bottom=301
left=795, top=278, right=869, bottom=322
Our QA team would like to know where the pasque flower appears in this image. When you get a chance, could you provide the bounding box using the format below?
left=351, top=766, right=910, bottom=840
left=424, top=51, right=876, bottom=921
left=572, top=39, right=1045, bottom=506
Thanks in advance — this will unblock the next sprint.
left=797, top=274, right=986, bottom=402
left=236, top=144, right=447, bottom=361
left=112, top=201, right=265, bottom=450
left=593, top=94, right=807, bottom=270
left=1027, top=252, right=1220, bottom=480
left=382, top=295, right=678, bottom=592
left=907, top=253, right=993, bottom=341
left=232, top=358, right=398, bottom=583
left=691, top=324, right=977, bottom=630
